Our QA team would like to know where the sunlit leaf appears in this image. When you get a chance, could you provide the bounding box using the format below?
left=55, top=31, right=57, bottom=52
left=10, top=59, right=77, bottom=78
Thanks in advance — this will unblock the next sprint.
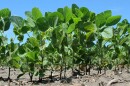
left=106, top=15, right=121, bottom=26
left=103, top=10, right=112, bottom=19
left=0, top=8, right=11, bottom=17
left=101, top=27, right=113, bottom=39
left=32, top=7, right=43, bottom=20
left=96, top=13, right=106, bottom=27
left=67, top=23, right=75, bottom=33
left=84, top=22, right=96, bottom=32
left=64, top=6, right=72, bottom=22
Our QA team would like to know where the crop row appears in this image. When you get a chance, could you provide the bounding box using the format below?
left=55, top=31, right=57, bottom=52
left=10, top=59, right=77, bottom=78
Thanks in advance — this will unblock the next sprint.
left=0, top=4, right=130, bottom=82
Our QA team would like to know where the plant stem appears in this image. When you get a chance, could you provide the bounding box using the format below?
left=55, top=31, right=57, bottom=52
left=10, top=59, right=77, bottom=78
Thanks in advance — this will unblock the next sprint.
left=60, top=65, right=63, bottom=80
left=49, top=67, right=53, bottom=81
left=29, top=73, right=33, bottom=82
left=64, top=63, right=66, bottom=78
left=8, top=67, right=11, bottom=80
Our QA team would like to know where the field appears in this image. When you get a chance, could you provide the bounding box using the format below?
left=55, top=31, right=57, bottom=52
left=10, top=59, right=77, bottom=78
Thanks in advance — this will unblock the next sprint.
left=0, top=67, right=130, bottom=86
left=1, top=4, right=130, bottom=86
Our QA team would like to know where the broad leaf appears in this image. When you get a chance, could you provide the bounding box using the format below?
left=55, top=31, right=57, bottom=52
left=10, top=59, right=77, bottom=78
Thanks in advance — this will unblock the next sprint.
left=32, top=7, right=43, bottom=20
left=28, top=37, right=39, bottom=47
left=10, top=16, right=24, bottom=28
left=36, top=17, right=49, bottom=32
left=75, top=8, right=83, bottom=18
left=106, top=15, right=121, bottom=26
left=3, top=18, right=11, bottom=31
left=25, top=18, right=35, bottom=27
left=13, top=27, right=20, bottom=35
left=103, top=10, right=112, bottom=19
left=84, top=22, right=96, bottom=32
left=67, top=23, right=75, bottom=33
left=17, top=35, right=24, bottom=41
left=64, top=6, right=72, bottom=22
left=72, top=4, right=79, bottom=13
left=25, top=11, right=33, bottom=18
left=21, top=26, right=30, bottom=34
left=26, top=52, right=38, bottom=62
left=96, top=13, right=106, bottom=27
left=8, top=59, right=20, bottom=68
left=61, top=23, right=68, bottom=33
left=0, top=8, right=11, bottom=17
left=47, top=12, right=64, bottom=26
left=80, top=7, right=90, bottom=21
left=57, top=8, right=63, bottom=14
left=101, top=27, right=113, bottom=39
left=86, top=32, right=93, bottom=40
left=0, top=18, right=10, bottom=31
left=90, top=12, right=95, bottom=22
left=18, top=45, right=26, bottom=54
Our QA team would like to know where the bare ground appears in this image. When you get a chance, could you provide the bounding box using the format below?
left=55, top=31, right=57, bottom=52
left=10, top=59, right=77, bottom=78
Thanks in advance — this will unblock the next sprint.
left=0, top=67, right=130, bottom=86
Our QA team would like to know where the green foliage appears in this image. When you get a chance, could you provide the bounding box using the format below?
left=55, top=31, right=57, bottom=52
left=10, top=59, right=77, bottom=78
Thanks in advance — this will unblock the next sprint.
left=101, top=27, right=113, bottom=39
left=0, top=4, right=130, bottom=81
left=32, top=7, right=43, bottom=20
left=36, top=17, right=49, bottom=32
left=96, top=13, right=106, bottom=28
left=0, top=8, right=11, bottom=31
left=10, top=16, right=24, bottom=28
left=67, top=23, right=75, bottom=33
left=64, top=6, right=72, bottom=22
left=106, top=15, right=121, bottom=26
left=0, top=8, right=11, bottom=17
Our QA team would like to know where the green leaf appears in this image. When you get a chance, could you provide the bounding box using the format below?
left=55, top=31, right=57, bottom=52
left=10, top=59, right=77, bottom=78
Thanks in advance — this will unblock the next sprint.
left=3, top=18, right=11, bottom=31
left=13, top=27, right=20, bottom=35
left=103, top=10, right=112, bottom=19
left=17, top=35, right=24, bottom=41
left=26, top=52, right=38, bottom=62
left=106, top=15, right=121, bottom=26
left=86, top=32, right=93, bottom=40
left=67, top=23, right=75, bottom=33
left=0, top=18, right=10, bottom=31
left=75, top=8, right=83, bottom=18
left=72, top=4, right=79, bottom=13
left=61, top=23, right=68, bottom=33
left=10, top=16, right=24, bottom=28
left=57, top=8, right=63, bottom=14
left=18, top=45, right=26, bottom=54
left=90, top=12, right=95, bottom=22
left=0, top=8, right=11, bottom=17
left=80, top=7, right=90, bottom=21
left=28, top=37, right=39, bottom=47
left=84, top=22, right=96, bottom=32
left=101, top=27, right=113, bottom=39
left=47, top=12, right=64, bottom=26
left=72, top=17, right=81, bottom=24
left=20, top=64, right=29, bottom=73
left=8, top=59, right=20, bottom=68
left=36, top=17, right=49, bottom=32
left=25, top=11, right=33, bottom=18
left=119, top=36, right=128, bottom=45
left=21, top=26, right=30, bottom=34
left=122, top=19, right=129, bottom=24
left=64, top=6, right=72, bottom=22
left=25, top=18, right=35, bottom=27
left=96, top=13, right=106, bottom=27
left=0, top=20, right=4, bottom=30
left=32, top=7, right=43, bottom=20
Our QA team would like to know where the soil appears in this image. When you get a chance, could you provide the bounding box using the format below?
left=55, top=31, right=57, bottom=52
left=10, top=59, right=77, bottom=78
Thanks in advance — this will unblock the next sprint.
left=0, top=67, right=130, bottom=86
